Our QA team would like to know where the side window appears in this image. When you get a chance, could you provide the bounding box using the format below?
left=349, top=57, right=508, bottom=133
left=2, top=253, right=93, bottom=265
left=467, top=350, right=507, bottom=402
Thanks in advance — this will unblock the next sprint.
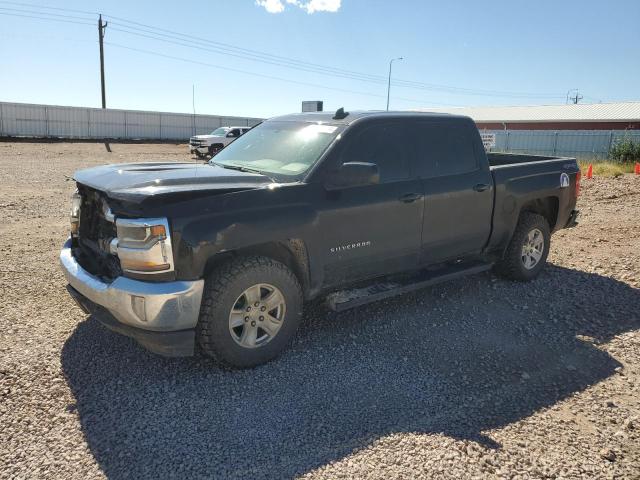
left=229, top=128, right=241, bottom=137
left=412, top=122, right=478, bottom=178
left=341, top=123, right=410, bottom=182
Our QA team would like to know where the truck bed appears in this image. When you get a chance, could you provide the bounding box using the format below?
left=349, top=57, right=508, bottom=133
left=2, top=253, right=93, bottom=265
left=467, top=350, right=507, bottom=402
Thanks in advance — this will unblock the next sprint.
left=485, top=151, right=579, bottom=254
left=487, top=152, right=569, bottom=167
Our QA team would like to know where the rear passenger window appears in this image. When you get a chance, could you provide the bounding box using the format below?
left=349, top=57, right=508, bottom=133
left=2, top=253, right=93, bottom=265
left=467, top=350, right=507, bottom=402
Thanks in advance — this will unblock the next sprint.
left=341, top=123, right=410, bottom=182
left=411, top=122, right=478, bottom=177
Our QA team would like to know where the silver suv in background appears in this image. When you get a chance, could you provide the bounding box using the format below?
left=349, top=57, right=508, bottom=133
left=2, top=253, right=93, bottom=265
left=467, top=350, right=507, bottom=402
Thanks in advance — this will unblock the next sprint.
left=189, top=126, right=251, bottom=158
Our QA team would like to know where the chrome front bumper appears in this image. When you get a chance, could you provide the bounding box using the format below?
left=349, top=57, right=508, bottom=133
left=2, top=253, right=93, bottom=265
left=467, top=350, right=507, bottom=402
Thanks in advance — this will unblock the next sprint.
left=60, top=239, right=204, bottom=332
left=189, top=145, right=208, bottom=154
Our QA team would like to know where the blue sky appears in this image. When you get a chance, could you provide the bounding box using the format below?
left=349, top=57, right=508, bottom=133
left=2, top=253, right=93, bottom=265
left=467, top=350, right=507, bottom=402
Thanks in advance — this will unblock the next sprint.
left=0, top=0, right=638, bottom=118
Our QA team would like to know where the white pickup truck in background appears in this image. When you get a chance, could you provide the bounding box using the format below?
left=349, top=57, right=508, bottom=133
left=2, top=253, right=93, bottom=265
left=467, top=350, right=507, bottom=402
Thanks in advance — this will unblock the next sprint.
left=189, top=126, right=251, bottom=158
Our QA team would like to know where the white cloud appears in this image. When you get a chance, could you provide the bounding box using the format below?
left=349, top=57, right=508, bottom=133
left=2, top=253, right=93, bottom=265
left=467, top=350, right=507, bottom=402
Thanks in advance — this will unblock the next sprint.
left=299, top=0, right=341, bottom=14
left=255, top=0, right=285, bottom=13
left=256, top=0, right=341, bottom=14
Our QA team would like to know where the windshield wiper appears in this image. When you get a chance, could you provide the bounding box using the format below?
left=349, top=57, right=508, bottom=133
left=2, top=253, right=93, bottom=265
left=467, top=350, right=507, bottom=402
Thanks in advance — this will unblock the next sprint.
left=210, top=161, right=275, bottom=181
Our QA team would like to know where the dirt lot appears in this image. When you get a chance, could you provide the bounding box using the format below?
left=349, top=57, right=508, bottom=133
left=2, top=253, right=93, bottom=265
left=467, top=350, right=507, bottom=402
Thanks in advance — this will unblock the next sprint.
left=1, top=142, right=639, bottom=479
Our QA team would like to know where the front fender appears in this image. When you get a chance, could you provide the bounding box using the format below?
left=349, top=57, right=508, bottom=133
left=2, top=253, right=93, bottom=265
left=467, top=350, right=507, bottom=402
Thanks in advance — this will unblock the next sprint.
left=171, top=185, right=318, bottom=279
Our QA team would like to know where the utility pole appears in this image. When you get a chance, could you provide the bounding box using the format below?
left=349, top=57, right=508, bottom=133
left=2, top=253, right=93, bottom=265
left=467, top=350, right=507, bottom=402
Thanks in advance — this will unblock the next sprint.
left=98, top=14, right=108, bottom=109
left=192, top=84, right=196, bottom=115
left=386, top=57, right=403, bottom=111
left=571, top=90, right=583, bottom=104
left=566, top=88, right=582, bottom=105
left=98, top=15, right=110, bottom=152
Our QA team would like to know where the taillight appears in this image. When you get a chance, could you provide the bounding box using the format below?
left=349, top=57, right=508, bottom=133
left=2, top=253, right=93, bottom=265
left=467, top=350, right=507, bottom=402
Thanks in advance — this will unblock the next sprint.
left=575, top=171, right=581, bottom=197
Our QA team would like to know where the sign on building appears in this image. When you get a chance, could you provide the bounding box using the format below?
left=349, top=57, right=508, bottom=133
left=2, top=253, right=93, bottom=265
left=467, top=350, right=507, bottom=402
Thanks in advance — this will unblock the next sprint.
left=302, top=101, right=323, bottom=112
left=480, top=132, right=496, bottom=150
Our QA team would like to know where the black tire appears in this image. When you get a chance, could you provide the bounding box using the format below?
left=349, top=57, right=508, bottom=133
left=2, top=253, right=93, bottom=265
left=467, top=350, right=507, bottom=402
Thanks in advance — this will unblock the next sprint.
left=494, top=212, right=550, bottom=281
left=208, top=144, right=222, bottom=157
left=197, top=256, right=303, bottom=368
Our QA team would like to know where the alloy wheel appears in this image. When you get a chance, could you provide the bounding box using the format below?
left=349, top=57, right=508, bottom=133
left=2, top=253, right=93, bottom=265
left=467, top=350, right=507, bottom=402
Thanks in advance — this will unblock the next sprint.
left=228, top=283, right=286, bottom=348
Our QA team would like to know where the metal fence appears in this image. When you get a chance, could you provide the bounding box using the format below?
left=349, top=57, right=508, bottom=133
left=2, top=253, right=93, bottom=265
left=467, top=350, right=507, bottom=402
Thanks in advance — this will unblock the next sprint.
left=0, top=101, right=263, bottom=140
left=2, top=101, right=639, bottom=158
left=486, top=129, right=640, bottom=160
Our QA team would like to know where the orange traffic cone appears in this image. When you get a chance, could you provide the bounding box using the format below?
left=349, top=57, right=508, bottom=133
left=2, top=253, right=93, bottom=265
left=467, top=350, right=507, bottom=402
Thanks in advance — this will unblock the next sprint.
left=635, top=162, right=640, bottom=175
left=586, top=163, right=593, bottom=179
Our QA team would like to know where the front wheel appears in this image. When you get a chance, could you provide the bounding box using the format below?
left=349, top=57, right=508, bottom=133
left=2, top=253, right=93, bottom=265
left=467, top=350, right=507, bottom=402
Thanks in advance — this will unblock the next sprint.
left=197, top=256, right=303, bottom=368
left=495, top=212, right=550, bottom=281
left=208, top=144, right=222, bottom=157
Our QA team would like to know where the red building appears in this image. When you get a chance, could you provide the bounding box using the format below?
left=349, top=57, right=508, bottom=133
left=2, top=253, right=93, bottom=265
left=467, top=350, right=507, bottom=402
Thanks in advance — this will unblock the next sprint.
left=422, top=102, right=640, bottom=131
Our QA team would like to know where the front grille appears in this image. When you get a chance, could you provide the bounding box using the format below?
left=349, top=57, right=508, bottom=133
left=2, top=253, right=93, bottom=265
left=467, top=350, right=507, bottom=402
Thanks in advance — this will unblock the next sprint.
left=78, top=188, right=116, bottom=242
left=74, top=186, right=122, bottom=281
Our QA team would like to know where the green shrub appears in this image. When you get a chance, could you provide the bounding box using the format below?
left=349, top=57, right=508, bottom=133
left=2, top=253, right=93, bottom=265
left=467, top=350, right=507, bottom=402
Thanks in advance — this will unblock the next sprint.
left=609, top=137, right=640, bottom=163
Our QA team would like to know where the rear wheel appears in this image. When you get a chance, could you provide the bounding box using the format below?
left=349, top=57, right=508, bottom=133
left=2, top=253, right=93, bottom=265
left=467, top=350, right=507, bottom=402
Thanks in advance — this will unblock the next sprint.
left=197, top=256, right=303, bottom=368
left=495, top=212, right=550, bottom=281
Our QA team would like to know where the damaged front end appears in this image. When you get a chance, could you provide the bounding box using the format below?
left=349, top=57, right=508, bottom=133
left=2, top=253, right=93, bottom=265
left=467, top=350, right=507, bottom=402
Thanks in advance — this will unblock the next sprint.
left=71, top=185, right=122, bottom=282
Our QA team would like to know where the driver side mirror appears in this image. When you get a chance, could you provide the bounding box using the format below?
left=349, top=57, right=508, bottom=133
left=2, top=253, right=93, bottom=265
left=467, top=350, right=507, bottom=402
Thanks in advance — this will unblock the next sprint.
left=326, top=162, right=380, bottom=189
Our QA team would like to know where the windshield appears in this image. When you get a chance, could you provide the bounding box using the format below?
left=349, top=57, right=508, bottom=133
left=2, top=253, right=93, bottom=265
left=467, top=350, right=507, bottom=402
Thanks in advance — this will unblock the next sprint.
left=210, top=127, right=229, bottom=136
left=210, top=121, right=341, bottom=179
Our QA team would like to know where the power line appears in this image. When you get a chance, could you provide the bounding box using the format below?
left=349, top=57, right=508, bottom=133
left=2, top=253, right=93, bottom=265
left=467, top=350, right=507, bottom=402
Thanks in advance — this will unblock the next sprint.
left=105, top=15, right=387, bottom=82
left=105, top=14, right=562, bottom=98
left=107, top=25, right=391, bottom=86
left=1, top=1, right=387, bottom=85
left=0, top=10, right=93, bottom=26
left=0, top=6, right=94, bottom=22
left=0, top=8, right=459, bottom=106
left=104, top=16, right=565, bottom=99
left=105, top=22, right=565, bottom=99
left=0, top=0, right=388, bottom=87
left=0, top=2, right=568, bottom=100
left=4, top=4, right=603, bottom=104
left=0, top=0, right=96, bottom=16
left=104, top=41, right=400, bottom=100
left=104, top=41, right=462, bottom=106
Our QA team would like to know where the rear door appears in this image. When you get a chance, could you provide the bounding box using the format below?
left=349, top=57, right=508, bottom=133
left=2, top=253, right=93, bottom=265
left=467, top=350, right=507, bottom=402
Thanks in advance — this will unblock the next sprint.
left=319, top=121, right=424, bottom=285
left=410, top=120, right=494, bottom=263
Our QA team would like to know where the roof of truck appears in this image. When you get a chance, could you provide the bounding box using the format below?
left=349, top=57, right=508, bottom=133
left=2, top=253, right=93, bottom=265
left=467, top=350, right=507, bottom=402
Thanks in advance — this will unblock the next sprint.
left=269, top=110, right=466, bottom=126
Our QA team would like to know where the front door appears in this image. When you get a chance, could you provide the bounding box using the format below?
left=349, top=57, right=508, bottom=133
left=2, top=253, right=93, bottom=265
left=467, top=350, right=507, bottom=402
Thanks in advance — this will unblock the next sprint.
left=318, top=122, right=424, bottom=286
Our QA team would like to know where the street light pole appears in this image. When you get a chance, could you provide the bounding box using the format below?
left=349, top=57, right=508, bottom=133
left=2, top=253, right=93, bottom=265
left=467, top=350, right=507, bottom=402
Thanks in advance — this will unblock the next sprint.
left=386, top=56, right=403, bottom=111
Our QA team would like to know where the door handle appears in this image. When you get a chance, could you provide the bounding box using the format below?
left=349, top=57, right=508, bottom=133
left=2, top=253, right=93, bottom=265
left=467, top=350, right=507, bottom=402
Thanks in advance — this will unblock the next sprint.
left=473, top=183, right=490, bottom=192
left=399, top=192, right=423, bottom=203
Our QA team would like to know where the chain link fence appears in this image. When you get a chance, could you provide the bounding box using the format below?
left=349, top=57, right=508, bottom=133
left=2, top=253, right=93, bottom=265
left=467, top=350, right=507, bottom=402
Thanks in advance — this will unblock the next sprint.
left=485, top=129, right=640, bottom=160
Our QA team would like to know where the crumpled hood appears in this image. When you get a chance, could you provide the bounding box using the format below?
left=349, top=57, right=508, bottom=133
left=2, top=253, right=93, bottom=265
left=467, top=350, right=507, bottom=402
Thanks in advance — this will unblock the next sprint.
left=74, top=162, right=273, bottom=202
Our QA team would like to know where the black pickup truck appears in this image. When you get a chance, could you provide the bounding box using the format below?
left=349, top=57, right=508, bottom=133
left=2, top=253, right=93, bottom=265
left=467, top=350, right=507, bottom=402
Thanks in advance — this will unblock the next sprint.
left=61, top=110, right=580, bottom=367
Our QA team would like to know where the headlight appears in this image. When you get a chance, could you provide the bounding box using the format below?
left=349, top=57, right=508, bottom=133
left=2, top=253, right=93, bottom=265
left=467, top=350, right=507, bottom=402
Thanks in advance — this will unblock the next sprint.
left=115, top=218, right=174, bottom=274
left=70, top=190, right=82, bottom=235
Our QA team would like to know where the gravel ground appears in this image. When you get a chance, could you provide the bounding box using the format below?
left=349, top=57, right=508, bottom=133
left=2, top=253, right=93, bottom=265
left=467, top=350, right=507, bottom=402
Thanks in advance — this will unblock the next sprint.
left=1, top=142, right=639, bottom=479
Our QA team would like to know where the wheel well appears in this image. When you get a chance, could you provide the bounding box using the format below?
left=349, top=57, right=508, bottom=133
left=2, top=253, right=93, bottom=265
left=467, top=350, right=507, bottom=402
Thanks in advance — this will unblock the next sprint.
left=203, top=240, right=310, bottom=297
left=520, top=196, right=559, bottom=230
